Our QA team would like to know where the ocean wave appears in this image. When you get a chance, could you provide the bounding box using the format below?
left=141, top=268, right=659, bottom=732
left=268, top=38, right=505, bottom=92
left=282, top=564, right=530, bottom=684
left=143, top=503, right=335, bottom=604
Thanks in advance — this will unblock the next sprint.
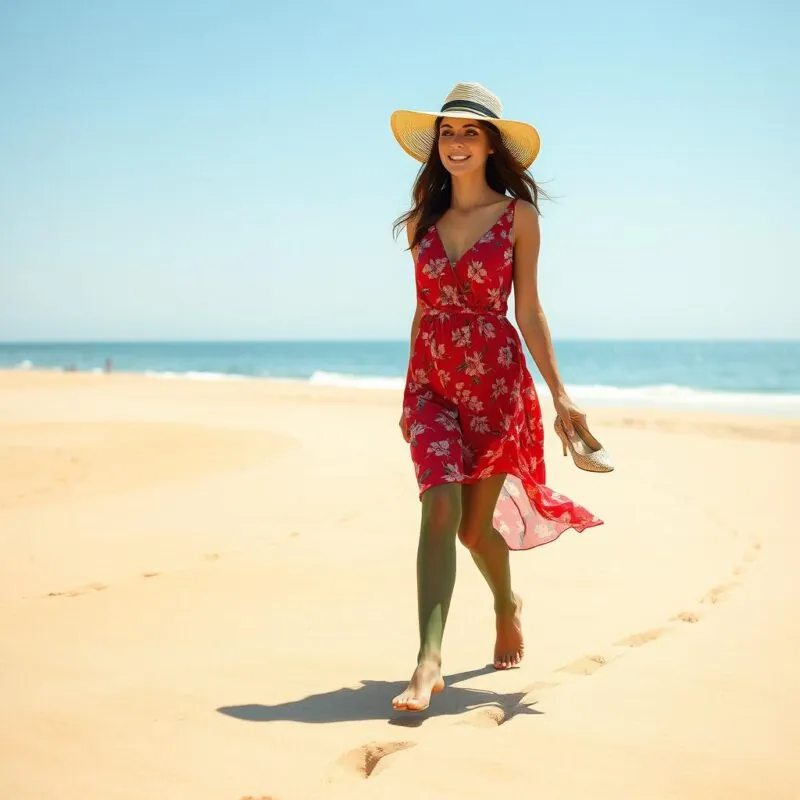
left=563, top=384, right=800, bottom=417
left=563, top=382, right=800, bottom=407
left=308, top=371, right=800, bottom=413
left=8, top=361, right=800, bottom=414
left=144, top=370, right=249, bottom=381
left=308, top=370, right=405, bottom=390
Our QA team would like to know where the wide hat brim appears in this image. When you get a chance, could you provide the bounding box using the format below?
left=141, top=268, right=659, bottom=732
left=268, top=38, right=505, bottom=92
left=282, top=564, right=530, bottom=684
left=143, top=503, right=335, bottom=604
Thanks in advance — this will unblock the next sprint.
left=390, top=108, right=541, bottom=170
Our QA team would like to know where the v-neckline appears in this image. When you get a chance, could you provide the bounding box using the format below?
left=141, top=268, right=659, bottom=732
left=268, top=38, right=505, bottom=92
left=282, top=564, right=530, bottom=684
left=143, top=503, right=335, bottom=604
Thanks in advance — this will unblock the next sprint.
left=434, top=198, right=515, bottom=267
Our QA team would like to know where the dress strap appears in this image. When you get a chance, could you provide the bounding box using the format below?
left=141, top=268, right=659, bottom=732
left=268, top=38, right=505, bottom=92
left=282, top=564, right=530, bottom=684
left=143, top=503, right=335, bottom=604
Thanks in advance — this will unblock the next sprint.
left=506, top=196, right=519, bottom=239
left=508, top=196, right=519, bottom=220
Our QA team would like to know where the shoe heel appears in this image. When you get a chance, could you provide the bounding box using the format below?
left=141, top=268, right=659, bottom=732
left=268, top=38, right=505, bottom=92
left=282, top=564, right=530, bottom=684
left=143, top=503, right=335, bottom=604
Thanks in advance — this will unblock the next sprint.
left=561, top=437, right=568, bottom=456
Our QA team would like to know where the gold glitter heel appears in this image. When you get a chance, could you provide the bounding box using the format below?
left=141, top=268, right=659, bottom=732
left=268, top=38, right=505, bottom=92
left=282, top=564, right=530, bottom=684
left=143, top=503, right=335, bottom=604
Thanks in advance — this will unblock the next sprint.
left=554, top=417, right=614, bottom=473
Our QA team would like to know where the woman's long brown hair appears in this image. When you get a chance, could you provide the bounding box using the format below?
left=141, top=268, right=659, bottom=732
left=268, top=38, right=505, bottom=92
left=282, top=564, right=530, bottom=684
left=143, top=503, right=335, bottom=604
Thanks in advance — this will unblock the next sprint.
left=393, top=118, right=548, bottom=251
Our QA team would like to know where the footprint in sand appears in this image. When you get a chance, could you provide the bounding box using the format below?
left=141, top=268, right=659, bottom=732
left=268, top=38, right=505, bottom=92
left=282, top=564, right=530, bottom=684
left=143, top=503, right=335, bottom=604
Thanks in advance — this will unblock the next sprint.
left=458, top=705, right=507, bottom=728
left=327, top=741, right=416, bottom=782
left=449, top=548, right=762, bottom=737
left=459, top=700, right=542, bottom=728
left=672, top=610, right=701, bottom=623
left=557, top=654, right=609, bottom=676
left=700, top=581, right=739, bottom=605
left=613, top=627, right=671, bottom=648
left=522, top=680, right=561, bottom=695
left=743, top=542, right=762, bottom=563
left=734, top=541, right=763, bottom=574
left=47, top=582, right=107, bottom=598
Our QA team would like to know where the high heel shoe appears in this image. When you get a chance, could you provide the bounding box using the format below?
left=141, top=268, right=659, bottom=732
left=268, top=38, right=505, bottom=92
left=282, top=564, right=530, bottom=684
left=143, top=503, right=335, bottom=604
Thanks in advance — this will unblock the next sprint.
left=554, top=416, right=614, bottom=473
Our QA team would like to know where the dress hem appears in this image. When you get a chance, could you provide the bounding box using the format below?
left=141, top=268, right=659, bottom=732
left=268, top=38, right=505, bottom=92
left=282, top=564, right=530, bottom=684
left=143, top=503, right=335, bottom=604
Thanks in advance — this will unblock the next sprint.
left=416, top=470, right=604, bottom=551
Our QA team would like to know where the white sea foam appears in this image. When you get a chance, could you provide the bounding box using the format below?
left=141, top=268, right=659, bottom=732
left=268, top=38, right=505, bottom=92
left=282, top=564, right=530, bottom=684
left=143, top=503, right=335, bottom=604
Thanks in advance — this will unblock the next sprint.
left=144, top=370, right=249, bottom=381
left=308, top=370, right=405, bottom=390
left=559, top=382, right=800, bottom=415
left=9, top=361, right=800, bottom=415
left=308, top=371, right=800, bottom=415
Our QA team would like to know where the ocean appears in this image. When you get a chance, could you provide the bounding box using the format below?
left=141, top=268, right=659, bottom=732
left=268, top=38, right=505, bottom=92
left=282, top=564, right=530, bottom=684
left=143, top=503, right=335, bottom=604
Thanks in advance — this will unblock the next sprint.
left=1, top=340, right=799, bottom=416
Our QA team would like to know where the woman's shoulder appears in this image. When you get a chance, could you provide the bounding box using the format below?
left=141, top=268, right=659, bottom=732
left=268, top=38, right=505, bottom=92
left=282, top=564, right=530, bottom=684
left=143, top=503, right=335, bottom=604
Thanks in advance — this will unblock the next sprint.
left=511, top=196, right=537, bottom=216
left=509, top=197, right=540, bottom=243
left=511, top=197, right=539, bottom=225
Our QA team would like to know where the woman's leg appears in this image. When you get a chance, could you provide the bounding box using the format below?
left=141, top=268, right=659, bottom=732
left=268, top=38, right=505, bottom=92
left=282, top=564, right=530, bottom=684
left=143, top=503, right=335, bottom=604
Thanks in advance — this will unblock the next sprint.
left=392, top=483, right=462, bottom=711
left=458, top=474, right=524, bottom=669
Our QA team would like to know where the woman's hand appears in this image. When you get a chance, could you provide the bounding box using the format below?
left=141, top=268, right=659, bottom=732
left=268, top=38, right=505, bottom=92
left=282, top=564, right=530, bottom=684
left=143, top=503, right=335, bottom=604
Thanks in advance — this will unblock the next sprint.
left=399, top=412, right=410, bottom=443
left=552, top=390, right=586, bottom=437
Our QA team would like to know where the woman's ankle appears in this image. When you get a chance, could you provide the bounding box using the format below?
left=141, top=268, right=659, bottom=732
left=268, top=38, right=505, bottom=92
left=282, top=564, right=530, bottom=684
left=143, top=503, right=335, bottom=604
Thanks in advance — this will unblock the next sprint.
left=416, top=647, right=443, bottom=667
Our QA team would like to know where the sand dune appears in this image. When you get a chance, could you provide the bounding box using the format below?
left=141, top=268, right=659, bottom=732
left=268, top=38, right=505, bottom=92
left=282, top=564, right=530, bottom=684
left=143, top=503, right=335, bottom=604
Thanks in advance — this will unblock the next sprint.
left=1, top=370, right=798, bottom=799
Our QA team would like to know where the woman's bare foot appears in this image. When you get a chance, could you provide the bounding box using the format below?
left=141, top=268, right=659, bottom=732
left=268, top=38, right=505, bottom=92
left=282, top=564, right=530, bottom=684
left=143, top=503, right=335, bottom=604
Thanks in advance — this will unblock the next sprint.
left=494, top=593, right=524, bottom=669
left=392, top=659, right=445, bottom=712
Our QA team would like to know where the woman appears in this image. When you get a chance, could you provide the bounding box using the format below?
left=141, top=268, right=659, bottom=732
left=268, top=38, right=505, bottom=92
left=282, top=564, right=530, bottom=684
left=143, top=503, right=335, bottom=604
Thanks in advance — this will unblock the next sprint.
left=389, top=83, right=609, bottom=713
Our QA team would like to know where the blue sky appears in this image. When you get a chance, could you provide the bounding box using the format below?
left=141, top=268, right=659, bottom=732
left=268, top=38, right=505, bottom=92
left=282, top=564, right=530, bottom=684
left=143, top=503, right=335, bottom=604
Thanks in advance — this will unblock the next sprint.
left=1, top=0, right=797, bottom=341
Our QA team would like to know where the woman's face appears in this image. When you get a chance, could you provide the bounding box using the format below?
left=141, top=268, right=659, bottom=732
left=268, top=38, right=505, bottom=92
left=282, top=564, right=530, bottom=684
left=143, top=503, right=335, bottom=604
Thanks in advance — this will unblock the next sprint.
left=437, top=117, right=493, bottom=176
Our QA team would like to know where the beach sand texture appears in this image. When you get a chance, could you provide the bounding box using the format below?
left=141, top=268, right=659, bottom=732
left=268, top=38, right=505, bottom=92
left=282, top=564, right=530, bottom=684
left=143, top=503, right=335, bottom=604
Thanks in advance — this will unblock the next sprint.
left=1, top=370, right=799, bottom=799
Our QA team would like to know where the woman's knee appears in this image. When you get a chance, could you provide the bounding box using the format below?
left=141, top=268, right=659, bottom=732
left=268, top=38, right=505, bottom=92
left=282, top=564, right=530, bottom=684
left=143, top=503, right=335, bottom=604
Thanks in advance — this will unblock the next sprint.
left=457, top=522, right=483, bottom=549
left=421, top=484, right=461, bottom=536
left=456, top=476, right=506, bottom=549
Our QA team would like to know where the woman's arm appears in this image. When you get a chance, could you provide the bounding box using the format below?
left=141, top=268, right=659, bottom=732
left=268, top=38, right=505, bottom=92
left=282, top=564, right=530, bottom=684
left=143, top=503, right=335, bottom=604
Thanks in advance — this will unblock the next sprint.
left=400, top=217, right=424, bottom=442
left=408, top=302, right=423, bottom=361
left=512, top=201, right=565, bottom=395
left=512, top=200, right=583, bottom=434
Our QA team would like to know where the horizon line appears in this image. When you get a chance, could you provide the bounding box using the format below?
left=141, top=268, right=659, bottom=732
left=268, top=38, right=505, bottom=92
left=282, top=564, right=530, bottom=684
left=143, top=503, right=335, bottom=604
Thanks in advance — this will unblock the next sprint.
left=1, top=336, right=799, bottom=345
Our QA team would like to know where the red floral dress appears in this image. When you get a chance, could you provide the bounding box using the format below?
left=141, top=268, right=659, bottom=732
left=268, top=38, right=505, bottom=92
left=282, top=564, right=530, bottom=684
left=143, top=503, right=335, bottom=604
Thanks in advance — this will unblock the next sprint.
left=402, top=197, right=603, bottom=550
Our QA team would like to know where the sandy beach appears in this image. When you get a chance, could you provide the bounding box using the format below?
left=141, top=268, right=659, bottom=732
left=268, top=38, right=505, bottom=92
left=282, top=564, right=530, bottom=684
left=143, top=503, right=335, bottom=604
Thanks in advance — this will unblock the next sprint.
left=1, top=369, right=798, bottom=800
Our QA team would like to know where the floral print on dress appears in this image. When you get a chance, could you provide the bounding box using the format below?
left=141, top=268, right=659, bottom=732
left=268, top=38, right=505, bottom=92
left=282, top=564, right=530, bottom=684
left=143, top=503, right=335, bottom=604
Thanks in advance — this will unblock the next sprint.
left=402, top=198, right=603, bottom=550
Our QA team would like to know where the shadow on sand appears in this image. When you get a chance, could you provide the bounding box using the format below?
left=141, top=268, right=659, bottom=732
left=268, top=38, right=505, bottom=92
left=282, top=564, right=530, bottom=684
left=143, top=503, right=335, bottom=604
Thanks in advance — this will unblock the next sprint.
left=217, top=665, right=542, bottom=727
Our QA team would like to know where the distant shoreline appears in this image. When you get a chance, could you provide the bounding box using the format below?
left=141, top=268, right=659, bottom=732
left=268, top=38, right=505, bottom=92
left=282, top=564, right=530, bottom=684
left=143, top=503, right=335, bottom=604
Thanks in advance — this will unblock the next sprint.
left=2, top=337, right=799, bottom=345
left=3, top=367, right=800, bottom=420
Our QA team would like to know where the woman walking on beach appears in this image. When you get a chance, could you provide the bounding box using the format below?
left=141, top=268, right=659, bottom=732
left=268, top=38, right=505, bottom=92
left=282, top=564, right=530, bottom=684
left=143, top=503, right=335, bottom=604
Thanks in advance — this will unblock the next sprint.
left=390, top=83, right=609, bottom=712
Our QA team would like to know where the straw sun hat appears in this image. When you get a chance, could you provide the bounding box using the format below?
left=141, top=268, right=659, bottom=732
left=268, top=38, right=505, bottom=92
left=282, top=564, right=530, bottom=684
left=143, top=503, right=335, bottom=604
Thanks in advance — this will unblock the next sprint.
left=390, top=82, right=541, bottom=170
